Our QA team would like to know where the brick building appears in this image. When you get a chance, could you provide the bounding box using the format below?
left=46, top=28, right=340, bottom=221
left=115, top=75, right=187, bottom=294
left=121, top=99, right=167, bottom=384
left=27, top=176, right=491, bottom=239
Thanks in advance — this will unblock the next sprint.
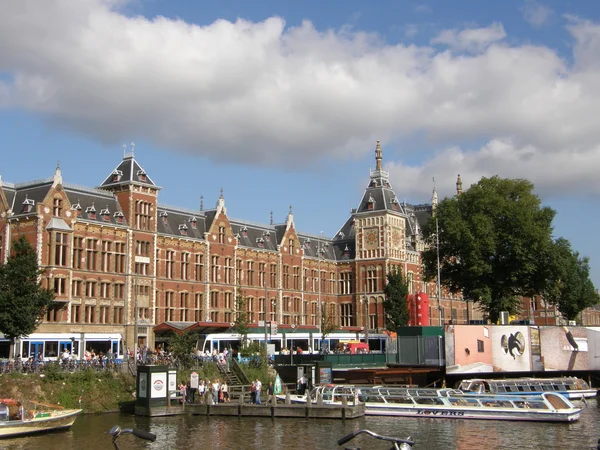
left=7, top=141, right=594, bottom=357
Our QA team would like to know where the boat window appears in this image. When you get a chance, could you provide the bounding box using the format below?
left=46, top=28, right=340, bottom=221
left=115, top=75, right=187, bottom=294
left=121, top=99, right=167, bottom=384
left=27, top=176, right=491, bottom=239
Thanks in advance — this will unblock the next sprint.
left=552, top=384, right=560, bottom=391
left=528, top=401, right=547, bottom=409
left=386, top=396, right=412, bottom=404
left=414, top=397, right=445, bottom=405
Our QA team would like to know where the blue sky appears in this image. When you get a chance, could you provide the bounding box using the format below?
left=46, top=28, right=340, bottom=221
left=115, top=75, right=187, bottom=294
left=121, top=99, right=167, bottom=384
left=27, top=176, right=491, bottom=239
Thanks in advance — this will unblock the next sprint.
left=1, top=0, right=600, bottom=287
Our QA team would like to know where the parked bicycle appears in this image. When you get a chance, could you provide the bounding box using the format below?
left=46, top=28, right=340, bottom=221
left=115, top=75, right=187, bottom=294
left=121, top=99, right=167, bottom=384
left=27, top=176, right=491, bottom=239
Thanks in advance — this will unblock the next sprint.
left=110, top=425, right=156, bottom=450
left=338, top=429, right=414, bottom=450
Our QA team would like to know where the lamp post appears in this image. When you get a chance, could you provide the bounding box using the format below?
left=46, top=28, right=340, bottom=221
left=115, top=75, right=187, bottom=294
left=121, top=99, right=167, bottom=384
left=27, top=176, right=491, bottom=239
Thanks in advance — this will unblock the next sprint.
left=436, top=218, right=443, bottom=326
left=317, top=232, right=323, bottom=347
left=363, top=284, right=369, bottom=345
left=264, top=279, right=268, bottom=348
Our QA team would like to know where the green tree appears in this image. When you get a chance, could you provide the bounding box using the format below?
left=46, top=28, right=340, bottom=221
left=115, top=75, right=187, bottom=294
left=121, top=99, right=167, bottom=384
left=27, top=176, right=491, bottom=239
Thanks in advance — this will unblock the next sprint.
left=422, top=176, right=556, bottom=323
left=544, top=238, right=599, bottom=321
left=232, top=292, right=250, bottom=349
left=383, top=269, right=410, bottom=331
left=167, top=330, right=197, bottom=368
left=0, top=236, right=54, bottom=357
left=319, top=302, right=337, bottom=351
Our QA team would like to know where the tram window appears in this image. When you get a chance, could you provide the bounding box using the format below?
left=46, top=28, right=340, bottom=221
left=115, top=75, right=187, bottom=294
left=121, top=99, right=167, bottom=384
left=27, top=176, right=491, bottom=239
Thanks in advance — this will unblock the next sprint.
left=552, top=385, right=560, bottom=391
left=517, top=386, right=525, bottom=391
left=44, top=341, right=59, bottom=357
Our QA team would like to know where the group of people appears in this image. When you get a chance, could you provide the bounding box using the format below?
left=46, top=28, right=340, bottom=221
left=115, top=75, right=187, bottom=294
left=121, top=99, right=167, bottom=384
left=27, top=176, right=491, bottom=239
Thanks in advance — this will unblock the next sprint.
left=179, top=378, right=230, bottom=404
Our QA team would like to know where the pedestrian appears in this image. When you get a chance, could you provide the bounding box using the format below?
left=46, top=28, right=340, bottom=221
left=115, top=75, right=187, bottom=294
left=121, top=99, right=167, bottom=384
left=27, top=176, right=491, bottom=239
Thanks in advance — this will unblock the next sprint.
left=221, top=381, right=229, bottom=403
left=212, top=379, right=220, bottom=404
left=254, top=378, right=262, bottom=405
left=250, top=380, right=256, bottom=404
left=297, top=374, right=308, bottom=395
left=267, top=381, right=274, bottom=403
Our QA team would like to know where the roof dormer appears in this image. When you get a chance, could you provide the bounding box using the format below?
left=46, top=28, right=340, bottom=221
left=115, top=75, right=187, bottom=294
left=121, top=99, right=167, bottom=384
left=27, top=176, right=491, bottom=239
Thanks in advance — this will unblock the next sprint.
left=159, top=211, right=168, bottom=224
left=22, top=196, right=35, bottom=214
left=188, top=216, right=197, bottom=229
left=100, top=207, right=111, bottom=222
left=136, top=169, right=147, bottom=182
left=241, top=226, right=248, bottom=237
left=367, top=195, right=376, bottom=211
left=111, top=169, right=123, bottom=183
left=85, top=204, right=96, bottom=220
left=113, top=211, right=124, bottom=224
left=179, top=223, right=188, bottom=236
left=257, top=237, right=265, bottom=248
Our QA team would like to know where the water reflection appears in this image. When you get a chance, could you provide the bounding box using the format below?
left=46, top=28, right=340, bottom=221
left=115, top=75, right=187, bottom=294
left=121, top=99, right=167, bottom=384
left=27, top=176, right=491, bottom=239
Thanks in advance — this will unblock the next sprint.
left=1, top=400, right=598, bottom=450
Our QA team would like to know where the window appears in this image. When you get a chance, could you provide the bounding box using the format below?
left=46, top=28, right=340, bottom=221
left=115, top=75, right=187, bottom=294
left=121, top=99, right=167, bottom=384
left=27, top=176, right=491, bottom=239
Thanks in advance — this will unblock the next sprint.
left=98, top=306, right=110, bottom=324
left=194, top=254, right=204, bottom=282
left=114, top=242, right=126, bottom=273
left=113, top=306, right=124, bottom=324
left=259, top=263, right=266, bottom=287
left=340, top=303, right=353, bottom=327
left=52, top=198, right=62, bottom=216
left=224, top=257, right=233, bottom=284
left=236, top=259, right=243, bottom=285
left=181, top=253, right=190, bottom=280
left=72, top=279, right=83, bottom=297
left=289, top=239, right=294, bottom=254
left=101, top=241, right=112, bottom=272
left=367, top=267, right=377, bottom=292
left=270, top=264, right=277, bottom=288
left=46, top=305, right=62, bottom=323
left=166, top=251, right=175, bottom=279
left=180, top=292, right=190, bottom=321
left=100, top=282, right=110, bottom=298
left=211, top=256, right=220, bottom=283
left=84, top=305, right=96, bottom=323
left=135, top=200, right=152, bottom=231
left=225, top=292, right=233, bottom=309
left=54, top=232, right=68, bottom=266
left=71, top=304, right=81, bottom=323
left=339, top=272, right=353, bottom=295
left=85, top=281, right=97, bottom=298
left=477, top=339, right=484, bottom=353
left=73, top=237, right=84, bottom=269
left=246, top=261, right=254, bottom=286
left=283, top=265, right=290, bottom=289
left=165, top=291, right=175, bottom=321
left=219, top=226, right=225, bottom=244
left=293, top=267, right=300, bottom=290
left=86, top=239, right=98, bottom=271
left=53, top=277, right=66, bottom=296
left=210, top=291, right=219, bottom=309
left=114, top=283, right=124, bottom=299
left=194, top=293, right=203, bottom=321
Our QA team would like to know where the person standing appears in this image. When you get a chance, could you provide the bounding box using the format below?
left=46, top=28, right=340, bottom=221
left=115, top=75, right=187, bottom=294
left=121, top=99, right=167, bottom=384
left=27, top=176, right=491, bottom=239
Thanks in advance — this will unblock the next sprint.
left=250, top=380, right=256, bottom=404
left=297, top=374, right=308, bottom=395
left=267, top=381, right=274, bottom=403
left=254, top=378, right=262, bottom=405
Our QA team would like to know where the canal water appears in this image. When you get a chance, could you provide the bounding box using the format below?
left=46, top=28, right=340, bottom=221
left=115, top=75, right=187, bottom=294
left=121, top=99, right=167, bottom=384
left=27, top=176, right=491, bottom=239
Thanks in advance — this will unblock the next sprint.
left=2, top=399, right=599, bottom=450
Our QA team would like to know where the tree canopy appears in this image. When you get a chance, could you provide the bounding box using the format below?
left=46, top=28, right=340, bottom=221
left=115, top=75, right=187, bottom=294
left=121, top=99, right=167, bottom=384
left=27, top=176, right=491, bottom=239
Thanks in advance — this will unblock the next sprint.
left=422, top=176, right=557, bottom=323
left=383, top=269, right=410, bottom=332
left=0, top=236, right=54, bottom=343
left=544, top=238, right=599, bottom=321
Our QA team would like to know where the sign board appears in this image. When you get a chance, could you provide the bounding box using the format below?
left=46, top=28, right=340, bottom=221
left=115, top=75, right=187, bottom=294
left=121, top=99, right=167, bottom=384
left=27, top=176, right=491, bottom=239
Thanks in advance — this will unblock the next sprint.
left=319, top=367, right=332, bottom=384
left=271, top=321, right=278, bottom=335
left=168, top=370, right=177, bottom=398
left=190, top=372, right=199, bottom=389
left=150, top=372, right=167, bottom=398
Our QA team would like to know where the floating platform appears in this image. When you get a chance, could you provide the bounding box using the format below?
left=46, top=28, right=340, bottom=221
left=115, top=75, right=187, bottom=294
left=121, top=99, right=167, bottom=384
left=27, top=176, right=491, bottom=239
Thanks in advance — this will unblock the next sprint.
left=135, top=402, right=364, bottom=419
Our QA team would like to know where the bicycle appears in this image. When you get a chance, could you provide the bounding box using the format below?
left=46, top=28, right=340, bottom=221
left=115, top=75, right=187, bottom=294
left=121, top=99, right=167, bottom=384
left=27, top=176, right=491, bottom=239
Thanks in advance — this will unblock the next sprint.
left=338, top=429, right=415, bottom=450
left=110, top=425, right=156, bottom=449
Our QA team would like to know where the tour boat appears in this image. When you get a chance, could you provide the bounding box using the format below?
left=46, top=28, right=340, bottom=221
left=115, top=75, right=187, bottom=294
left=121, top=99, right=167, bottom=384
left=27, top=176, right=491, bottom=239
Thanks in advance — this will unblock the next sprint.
left=458, top=377, right=598, bottom=400
left=279, top=385, right=583, bottom=423
left=0, top=399, right=82, bottom=438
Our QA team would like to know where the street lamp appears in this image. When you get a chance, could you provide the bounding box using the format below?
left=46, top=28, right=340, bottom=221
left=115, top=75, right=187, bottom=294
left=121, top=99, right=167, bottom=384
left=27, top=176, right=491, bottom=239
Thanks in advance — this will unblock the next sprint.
left=362, top=285, right=369, bottom=345
left=317, top=231, right=324, bottom=343
left=436, top=218, right=443, bottom=326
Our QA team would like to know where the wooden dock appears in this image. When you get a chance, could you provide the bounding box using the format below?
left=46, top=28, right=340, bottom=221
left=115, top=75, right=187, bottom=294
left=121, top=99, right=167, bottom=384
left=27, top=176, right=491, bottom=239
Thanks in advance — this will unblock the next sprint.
left=135, top=400, right=364, bottom=419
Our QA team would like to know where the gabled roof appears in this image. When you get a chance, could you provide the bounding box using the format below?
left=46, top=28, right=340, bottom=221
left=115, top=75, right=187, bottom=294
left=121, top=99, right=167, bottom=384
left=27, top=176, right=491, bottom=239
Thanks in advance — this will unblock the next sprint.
left=156, top=204, right=207, bottom=239
left=99, top=153, right=159, bottom=190
left=64, top=184, right=128, bottom=227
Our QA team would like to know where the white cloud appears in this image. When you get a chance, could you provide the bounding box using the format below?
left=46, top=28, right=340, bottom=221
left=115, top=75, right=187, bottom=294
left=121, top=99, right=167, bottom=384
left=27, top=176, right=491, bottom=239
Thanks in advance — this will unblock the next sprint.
left=521, top=0, right=554, bottom=27
left=1, top=0, right=600, bottom=201
left=431, top=23, right=506, bottom=53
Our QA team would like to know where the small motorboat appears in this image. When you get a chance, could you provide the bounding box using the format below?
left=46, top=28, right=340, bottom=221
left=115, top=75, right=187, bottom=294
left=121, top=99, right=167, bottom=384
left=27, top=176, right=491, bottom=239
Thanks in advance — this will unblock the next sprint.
left=0, top=399, right=82, bottom=438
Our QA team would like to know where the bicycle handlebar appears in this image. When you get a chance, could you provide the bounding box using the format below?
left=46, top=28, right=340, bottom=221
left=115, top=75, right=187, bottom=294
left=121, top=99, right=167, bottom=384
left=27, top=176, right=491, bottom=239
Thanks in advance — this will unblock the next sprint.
left=338, top=429, right=414, bottom=447
left=110, top=425, right=157, bottom=442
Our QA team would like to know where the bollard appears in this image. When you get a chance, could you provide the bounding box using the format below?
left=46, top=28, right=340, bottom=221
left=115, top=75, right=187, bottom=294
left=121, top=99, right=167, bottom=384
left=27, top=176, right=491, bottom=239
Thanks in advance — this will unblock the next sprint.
left=317, top=392, right=323, bottom=406
left=285, top=392, right=291, bottom=405
left=342, top=396, right=348, bottom=408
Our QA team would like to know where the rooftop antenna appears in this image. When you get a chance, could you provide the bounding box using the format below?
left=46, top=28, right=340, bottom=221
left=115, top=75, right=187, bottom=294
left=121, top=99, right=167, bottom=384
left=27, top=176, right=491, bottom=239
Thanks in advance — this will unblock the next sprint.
left=130, top=142, right=135, bottom=156
left=122, top=144, right=127, bottom=158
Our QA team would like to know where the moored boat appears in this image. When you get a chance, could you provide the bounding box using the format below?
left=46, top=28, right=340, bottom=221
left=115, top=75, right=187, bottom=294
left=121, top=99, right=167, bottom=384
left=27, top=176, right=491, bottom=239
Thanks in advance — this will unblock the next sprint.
left=0, top=399, right=82, bottom=438
left=279, top=385, right=583, bottom=423
left=458, top=377, right=598, bottom=400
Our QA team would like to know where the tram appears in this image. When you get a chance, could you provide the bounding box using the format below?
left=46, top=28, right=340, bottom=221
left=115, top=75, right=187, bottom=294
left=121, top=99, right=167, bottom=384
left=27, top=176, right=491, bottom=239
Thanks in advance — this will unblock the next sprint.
left=196, top=331, right=389, bottom=355
left=2, top=333, right=124, bottom=361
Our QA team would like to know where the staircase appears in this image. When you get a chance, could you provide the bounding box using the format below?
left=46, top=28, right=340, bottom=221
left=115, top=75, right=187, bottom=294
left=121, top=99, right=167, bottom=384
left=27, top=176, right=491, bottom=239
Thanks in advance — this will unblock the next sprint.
left=217, top=358, right=250, bottom=386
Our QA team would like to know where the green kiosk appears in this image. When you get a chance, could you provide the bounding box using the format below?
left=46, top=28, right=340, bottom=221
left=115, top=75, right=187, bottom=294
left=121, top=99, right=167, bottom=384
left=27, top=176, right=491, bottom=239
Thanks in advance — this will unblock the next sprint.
left=136, top=365, right=178, bottom=415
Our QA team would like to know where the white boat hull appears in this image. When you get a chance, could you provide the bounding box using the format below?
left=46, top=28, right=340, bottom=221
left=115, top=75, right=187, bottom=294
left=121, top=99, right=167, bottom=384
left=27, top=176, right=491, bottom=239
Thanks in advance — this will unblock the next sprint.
left=0, top=409, right=82, bottom=438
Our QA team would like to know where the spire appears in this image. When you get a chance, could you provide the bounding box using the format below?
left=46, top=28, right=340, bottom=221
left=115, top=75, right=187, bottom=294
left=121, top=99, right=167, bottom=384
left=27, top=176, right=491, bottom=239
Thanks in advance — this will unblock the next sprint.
left=456, top=174, right=463, bottom=196
left=216, top=188, right=225, bottom=208
left=432, top=177, right=438, bottom=212
left=200, top=194, right=204, bottom=211
left=375, top=140, right=382, bottom=171
left=52, top=161, right=63, bottom=187
left=270, top=211, right=274, bottom=225
left=285, top=205, right=294, bottom=230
